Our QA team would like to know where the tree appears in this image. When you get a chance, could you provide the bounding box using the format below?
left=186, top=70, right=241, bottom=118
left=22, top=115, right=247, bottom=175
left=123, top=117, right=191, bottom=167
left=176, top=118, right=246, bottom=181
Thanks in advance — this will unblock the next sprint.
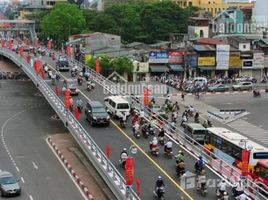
left=41, top=3, right=85, bottom=47
left=87, top=55, right=112, bottom=76
left=109, top=57, right=133, bottom=75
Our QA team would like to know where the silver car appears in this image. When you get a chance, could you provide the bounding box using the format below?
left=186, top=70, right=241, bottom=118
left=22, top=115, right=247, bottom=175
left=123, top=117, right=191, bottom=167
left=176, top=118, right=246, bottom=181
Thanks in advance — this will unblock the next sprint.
left=0, top=171, right=21, bottom=196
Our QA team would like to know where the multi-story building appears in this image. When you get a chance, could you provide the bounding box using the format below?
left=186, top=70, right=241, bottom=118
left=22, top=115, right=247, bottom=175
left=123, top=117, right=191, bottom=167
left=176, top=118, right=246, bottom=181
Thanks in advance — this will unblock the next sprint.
left=176, top=0, right=253, bottom=16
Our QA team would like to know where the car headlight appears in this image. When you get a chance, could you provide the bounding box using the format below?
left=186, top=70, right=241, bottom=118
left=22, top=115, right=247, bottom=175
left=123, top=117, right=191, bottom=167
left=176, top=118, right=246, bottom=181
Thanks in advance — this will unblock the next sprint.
left=93, top=116, right=97, bottom=120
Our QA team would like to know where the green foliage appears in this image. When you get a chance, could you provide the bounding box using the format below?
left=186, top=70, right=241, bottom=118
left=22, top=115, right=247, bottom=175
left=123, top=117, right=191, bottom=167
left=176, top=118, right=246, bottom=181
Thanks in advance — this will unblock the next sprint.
left=41, top=3, right=85, bottom=47
left=110, top=57, right=134, bottom=75
left=87, top=56, right=133, bottom=75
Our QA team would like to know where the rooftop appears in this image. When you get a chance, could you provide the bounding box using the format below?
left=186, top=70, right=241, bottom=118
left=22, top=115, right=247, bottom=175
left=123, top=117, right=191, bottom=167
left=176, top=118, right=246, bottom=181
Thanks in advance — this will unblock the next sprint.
left=197, top=38, right=229, bottom=45
left=193, top=44, right=216, bottom=51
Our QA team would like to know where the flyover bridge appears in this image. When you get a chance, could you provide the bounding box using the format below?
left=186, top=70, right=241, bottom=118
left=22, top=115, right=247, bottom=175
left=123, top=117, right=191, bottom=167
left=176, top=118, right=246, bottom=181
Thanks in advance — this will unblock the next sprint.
left=0, top=20, right=36, bottom=42
left=0, top=45, right=266, bottom=200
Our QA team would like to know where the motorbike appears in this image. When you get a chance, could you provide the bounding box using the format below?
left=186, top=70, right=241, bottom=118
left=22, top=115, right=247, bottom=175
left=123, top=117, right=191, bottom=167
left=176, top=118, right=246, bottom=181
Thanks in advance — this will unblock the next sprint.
left=86, top=81, right=96, bottom=91
left=253, top=90, right=261, bottom=97
left=150, top=145, right=159, bottom=156
left=154, top=186, right=165, bottom=200
left=77, top=77, right=83, bottom=86
left=120, top=119, right=127, bottom=128
left=77, top=105, right=83, bottom=113
left=197, top=182, right=207, bottom=196
left=71, top=70, right=77, bottom=77
left=158, top=136, right=165, bottom=145
left=164, top=148, right=173, bottom=159
left=149, top=126, right=156, bottom=135
left=207, top=120, right=213, bottom=127
left=141, top=124, right=150, bottom=138
left=133, top=124, right=141, bottom=139
left=194, top=162, right=204, bottom=174
left=194, top=116, right=200, bottom=123
left=176, top=163, right=185, bottom=178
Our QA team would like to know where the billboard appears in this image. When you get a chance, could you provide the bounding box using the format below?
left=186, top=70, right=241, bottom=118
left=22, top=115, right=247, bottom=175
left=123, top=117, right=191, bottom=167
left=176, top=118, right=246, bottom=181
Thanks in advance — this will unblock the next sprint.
left=216, top=45, right=230, bottom=70
left=198, top=57, right=215, bottom=66
left=229, top=52, right=242, bottom=68
left=253, top=52, right=264, bottom=68
left=168, top=51, right=183, bottom=64
left=149, top=51, right=168, bottom=63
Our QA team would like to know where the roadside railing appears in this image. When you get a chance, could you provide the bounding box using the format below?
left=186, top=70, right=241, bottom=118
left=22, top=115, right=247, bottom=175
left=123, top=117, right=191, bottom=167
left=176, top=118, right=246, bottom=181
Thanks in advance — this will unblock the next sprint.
left=0, top=48, right=140, bottom=200
left=53, top=52, right=268, bottom=200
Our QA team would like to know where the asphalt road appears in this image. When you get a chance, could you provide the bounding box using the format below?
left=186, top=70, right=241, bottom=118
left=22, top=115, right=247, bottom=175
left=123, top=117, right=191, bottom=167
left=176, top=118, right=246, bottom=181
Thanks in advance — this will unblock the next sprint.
left=0, top=80, right=84, bottom=200
left=39, top=55, right=231, bottom=200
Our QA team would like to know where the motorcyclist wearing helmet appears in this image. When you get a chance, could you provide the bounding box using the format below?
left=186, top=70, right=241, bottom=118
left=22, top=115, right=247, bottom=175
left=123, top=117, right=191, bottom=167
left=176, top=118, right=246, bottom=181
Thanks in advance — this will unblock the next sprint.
left=164, top=140, right=173, bottom=153
left=120, top=148, right=128, bottom=160
left=150, top=137, right=158, bottom=150
left=175, top=150, right=184, bottom=163
left=197, top=169, right=207, bottom=190
left=236, top=192, right=248, bottom=200
left=195, top=156, right=205, bottom=173
left=155, top=176, right=165, bottom=189
left=158, top=128, right=165, bottom=138
left=218, top=179, right=227, bottom=197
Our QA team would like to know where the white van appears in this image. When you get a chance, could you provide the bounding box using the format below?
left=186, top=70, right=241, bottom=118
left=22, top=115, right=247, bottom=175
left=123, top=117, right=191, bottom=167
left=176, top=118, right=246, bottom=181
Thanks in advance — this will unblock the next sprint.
left=194, top=77, right=207, bottom=85
left=104, top=96, right=130, bottom=118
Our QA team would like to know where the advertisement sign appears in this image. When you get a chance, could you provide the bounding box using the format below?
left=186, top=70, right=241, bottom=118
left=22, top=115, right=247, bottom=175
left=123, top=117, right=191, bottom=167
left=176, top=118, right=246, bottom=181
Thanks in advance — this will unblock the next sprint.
left=198, top=57, right=215, bottom=66
left=186, top=54, right=198, bottom=68
left=241, top=150, right=250, bottom=176
left=253, top=52, right=264, bottom=68
left=168, top=51, right=184, bottom=64
left=125, top=157, right=134, bottom=186
left=242, top=60, right=253, bottom=68
left=216, top=45, right=230, bottom=70
left=149, top=51, right=168, bottom=63
left=229, top=52, right=242, bottom=68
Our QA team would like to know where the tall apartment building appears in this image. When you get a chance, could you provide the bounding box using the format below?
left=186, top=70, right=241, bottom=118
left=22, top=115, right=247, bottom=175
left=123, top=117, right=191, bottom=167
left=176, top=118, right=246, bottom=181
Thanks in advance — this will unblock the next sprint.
left=176, top=0, right=253, bottom=16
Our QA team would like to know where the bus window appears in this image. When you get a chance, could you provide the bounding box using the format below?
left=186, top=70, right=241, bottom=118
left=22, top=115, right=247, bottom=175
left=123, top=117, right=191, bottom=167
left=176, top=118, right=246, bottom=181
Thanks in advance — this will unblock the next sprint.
left=254, top=152, right=268, bottom=159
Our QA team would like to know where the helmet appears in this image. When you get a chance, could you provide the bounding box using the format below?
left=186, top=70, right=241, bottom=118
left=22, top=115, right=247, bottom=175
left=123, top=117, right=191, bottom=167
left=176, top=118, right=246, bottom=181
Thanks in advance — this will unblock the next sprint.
left=123, top=148, right=127, bottom=151
left=153, top=137, right=157, bottom=141
left=158, top=176, right=162, bottom=180
left=223, top=192, right=227, bottom=195
left=199, top=156, right=202, bottom=159
left=221, top=179, right=226, bottom=182
left=178, top=150, right=182, bottom=154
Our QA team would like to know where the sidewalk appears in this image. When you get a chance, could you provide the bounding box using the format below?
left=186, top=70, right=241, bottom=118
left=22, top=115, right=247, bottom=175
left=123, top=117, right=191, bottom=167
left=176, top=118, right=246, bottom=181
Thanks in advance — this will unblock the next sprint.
left=48, top=133, right=114, bottom=200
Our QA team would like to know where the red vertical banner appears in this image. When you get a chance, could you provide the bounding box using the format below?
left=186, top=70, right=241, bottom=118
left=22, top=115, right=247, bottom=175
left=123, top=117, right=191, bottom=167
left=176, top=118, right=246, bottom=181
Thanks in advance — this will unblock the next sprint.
left=19, top=47, right=24, bottom=57
left=135, top=178, right=141, bottom=197
left=41, top=70, right=45, bottom=80
left=241, top=150, right=250, bottom=176
left=74, top=107, right=80, bottom=120
left=26, top=54, right=31, bottom=63
left=143, top=87, right=149, bottom=106
left=125, top=157, right=134, bottom=186
left=95, top=58, right=101, bottom=73
left=55, top=85, right=59, bottom=96
left=64, top=89, right=71, bottom=109
left=47, top=39, right=52, bottom=49
left=34, top=59, right=41, bottom=74
left=66, top=45, right=71, bottom=57
left=8, top=40, right=13, bottom=49
left=106, top=144, right=111, bottom=159
left=1, top=39, right=5, bottom=48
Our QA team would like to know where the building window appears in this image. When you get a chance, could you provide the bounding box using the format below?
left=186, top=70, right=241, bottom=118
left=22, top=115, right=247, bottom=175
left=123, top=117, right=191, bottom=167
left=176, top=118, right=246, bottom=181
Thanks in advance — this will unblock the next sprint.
left=200, top=30, right=204, bottom=37
left=243, top=45, right=246, bottom=49
left=189, top=1, right=192, bottom=6
left=208, top=1, right=211, bottom=4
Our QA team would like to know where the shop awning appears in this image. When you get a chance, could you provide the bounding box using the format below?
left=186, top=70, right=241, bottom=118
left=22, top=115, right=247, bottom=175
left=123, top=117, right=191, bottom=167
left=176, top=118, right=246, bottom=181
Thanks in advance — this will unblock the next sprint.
left=149, top=65, right=168, bottom=73
left=169, top=65, right=184, bottom=72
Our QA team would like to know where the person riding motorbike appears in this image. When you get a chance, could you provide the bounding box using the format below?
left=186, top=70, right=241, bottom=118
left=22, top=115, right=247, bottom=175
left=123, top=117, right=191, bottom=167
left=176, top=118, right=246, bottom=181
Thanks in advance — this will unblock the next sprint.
left=232, top=177, right=245, bottom=197
left=158, top=128, right=165, bottom=144
left=195, top=156, right=205, bottom=173
left=172, top=101, right=179, bottom=112
left=176, top=158, right=185, bottom=176
left=253, top=88, right=261, bottom=97
left=150, top=137, right=159, bottom=155
left=77, top=75, right=83, bottom=85
left=196, top=169, right=207, bottom=190
left=181, top=115, right=188, bottom=127
left=76, top=98, right=83, bottom=113
left=119, top=111, right=127, bottom=128
left=171, top=111, right=178, bottom=123
left=133, top=122, right=140, bottom=138
left=164, top=140, right=173, bottom=153
left=175, top=151, right=184, bottom=163
left=154, top=176, right=165, bottom=198
left=133, top=114, right=139, bottom=125
left=217, top=179, right=227, bottom=197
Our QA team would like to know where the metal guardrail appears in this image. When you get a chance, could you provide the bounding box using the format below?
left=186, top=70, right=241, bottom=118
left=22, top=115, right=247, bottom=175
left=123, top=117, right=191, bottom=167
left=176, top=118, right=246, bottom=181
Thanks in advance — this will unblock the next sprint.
left=0, top=48, right=140, bottom=200
left=49, top=52, right=268, bottom=200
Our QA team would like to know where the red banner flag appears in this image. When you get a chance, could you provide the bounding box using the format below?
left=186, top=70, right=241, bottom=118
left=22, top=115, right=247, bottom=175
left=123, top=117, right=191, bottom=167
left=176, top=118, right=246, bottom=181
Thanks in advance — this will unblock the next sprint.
left=47, top=39, right=52, bottom=49
left=241, top=150, right=250, bottom=176
left=34, top=59, right=41, bottom=74
left=26, top=54, right=31, bottom=63
left=106, top=144, right=111, bottom=159
left=41, top=70, right=45, bottom=80
left=95, top=58, right=101, bottom=73
left=19, top=47, right=24, bottom=57
left=64, top=89, right=71, bottom=108
left=66, top=45, right=71, bottom=57
left=55, top=85, right=59, bottom=96
left=143, top=87, right=149, bottom=106
left=74, top=107, right=80, bottom=120
left=8, top=40, right=13, bottom=49
left=125, top=157, right=134, bottom=186
left=135, top=178, right=141, bottom=197
left=1, top=39, right=5, bottom=48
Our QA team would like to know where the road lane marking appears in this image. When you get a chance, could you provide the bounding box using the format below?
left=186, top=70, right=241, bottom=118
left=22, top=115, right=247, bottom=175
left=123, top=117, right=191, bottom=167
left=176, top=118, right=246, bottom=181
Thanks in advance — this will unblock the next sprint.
left=29, top=194, right=34, bottom=200
left=77, top=88, right=194, bottom=200
left=21, top=176, right=25, bottom=183
left=32, top=161, right=38, bottom=170
left=16, top=166, right=20, bottom=172
left=46, top=138, right=88, bottom=200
